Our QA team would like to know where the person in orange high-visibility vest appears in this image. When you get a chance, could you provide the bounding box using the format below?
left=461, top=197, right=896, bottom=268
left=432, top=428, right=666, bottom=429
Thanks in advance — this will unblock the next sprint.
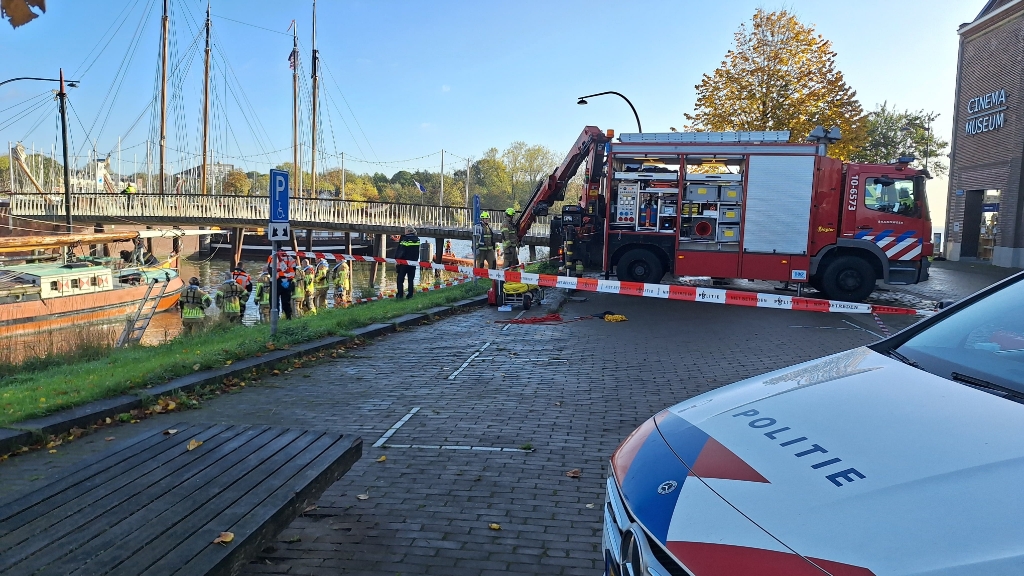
left=267, top=249, right=297, bottom=319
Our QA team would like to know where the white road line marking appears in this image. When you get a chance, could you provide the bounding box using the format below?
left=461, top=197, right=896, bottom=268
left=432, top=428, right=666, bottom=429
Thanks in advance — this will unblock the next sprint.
left=372, top=407, right=421, bottom=448
left=447, top=341, right=492, bottom=380
left=842, top=319, right=884, bottom=340
left=380, top=443, right=533, bottom=453
left=501, top=310, right=527, bottom=331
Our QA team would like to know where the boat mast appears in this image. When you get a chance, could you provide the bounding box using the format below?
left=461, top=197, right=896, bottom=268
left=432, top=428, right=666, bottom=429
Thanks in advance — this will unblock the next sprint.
left=159, top=0, right=169, bottom=194
left=200, top=2, right=211, bottom=196
left=291, top=24, right=299, bottom=198
left=310, top=0, right=319, bottom=200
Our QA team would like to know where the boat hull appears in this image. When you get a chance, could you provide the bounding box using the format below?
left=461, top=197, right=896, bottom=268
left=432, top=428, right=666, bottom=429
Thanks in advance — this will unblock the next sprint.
left=0, top=277, right=184, bottom=337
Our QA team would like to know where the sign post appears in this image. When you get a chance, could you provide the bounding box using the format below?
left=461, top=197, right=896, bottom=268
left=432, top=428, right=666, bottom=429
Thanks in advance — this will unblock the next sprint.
left=269, top=169, right=290, bottom=336
left=471, top=194, right=481, bottom=265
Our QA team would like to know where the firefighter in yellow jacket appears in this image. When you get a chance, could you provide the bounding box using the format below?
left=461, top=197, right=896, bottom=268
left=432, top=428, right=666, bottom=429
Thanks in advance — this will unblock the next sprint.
left=331, top=260, right=351, bottom=307
left=292, top=265, right=307, bottom=317
left=215, top=272, right=249, bottom=323
left=178, top=277, right=212, bottom=334
left=254, top=273, right=272, bottom=323
left=313, top=259, right=330, bottom=311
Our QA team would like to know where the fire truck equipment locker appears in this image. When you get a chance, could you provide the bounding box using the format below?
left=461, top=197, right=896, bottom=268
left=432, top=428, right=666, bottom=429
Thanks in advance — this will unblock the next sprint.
left=742, top=155, right=816, bottom=254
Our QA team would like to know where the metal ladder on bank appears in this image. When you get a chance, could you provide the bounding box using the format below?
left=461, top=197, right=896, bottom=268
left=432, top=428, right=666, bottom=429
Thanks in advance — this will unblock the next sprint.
left=116, top=279, right=169, bottom=348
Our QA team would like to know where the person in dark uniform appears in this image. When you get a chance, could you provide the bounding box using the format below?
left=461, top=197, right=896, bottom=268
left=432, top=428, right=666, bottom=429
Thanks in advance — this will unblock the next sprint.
left=394, top=226, right=420, bottom=299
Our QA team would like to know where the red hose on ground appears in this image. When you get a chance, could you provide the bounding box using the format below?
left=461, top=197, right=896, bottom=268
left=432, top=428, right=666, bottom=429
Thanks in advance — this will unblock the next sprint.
left=495, top=313, right=564, bottom=324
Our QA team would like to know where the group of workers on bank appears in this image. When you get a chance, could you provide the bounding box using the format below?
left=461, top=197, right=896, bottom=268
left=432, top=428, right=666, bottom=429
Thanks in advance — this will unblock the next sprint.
left=474, top=208, right=520, bottom=269
left=176, top=256, right=352, bottom=333
left=177, top=208, right=520, bottom=333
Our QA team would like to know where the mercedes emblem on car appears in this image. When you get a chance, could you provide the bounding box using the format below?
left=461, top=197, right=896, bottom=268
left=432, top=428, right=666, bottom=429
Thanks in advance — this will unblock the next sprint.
left=657, top=480, right=678, bottom=494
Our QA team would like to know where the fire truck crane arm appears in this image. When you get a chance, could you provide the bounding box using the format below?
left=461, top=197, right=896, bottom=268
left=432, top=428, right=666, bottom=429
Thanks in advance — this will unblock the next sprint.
left=514, top=126, right=610, bottom=240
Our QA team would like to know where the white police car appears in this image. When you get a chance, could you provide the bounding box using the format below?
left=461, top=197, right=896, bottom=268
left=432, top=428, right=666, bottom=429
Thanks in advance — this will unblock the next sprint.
left=605, top=272, right=1024, bottom=575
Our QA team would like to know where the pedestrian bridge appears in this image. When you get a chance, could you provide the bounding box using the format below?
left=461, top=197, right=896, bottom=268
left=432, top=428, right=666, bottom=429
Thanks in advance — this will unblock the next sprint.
left=8, top=193, right=553, bottom=245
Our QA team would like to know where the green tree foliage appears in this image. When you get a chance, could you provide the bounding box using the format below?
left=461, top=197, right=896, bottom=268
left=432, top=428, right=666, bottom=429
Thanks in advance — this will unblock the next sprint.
left=0, top=155, right=9, bottom=192
left=684, top=8, right=866, bottom=160
left=850, top=103, right=948, bottom=176
left=223, top=170, right=252, bottom=195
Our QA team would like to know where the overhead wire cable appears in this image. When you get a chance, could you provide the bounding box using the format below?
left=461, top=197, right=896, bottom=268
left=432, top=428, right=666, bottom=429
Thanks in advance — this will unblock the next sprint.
left=320, top=60, right=378, bottom=162
left=73, top=0, right=145, bottom=78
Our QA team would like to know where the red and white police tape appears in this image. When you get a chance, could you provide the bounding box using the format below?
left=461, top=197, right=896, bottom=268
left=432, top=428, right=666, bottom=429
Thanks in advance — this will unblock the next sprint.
left=292, top=251, right=934, bottom=317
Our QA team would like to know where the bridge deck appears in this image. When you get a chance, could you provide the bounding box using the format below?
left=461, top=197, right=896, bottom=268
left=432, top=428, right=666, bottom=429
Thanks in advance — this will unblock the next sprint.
left=9, top=194, right=552, bottom=245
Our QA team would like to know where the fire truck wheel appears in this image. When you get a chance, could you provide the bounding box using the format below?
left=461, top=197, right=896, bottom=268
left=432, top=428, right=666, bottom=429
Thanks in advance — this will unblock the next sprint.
left=617, top=249, right=664, bottom=284
left=821, top=256, right=876, bottom=302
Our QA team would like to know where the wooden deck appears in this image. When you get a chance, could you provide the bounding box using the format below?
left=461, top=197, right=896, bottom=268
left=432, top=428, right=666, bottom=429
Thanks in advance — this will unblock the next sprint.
left=0, top=423, right=362, bottom=575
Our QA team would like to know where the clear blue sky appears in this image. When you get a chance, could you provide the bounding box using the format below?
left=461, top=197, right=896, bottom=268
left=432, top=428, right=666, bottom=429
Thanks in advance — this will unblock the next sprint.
left=0, top=0, right=981, bottom=180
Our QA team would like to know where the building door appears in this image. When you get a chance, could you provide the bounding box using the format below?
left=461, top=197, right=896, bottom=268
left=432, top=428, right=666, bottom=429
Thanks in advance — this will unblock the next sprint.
left=960, top=189, right=984, bottom=258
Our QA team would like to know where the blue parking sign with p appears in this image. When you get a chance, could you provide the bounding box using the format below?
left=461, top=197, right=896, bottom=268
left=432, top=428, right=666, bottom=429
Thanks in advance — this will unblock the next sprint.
left=270, top=169, right=289, bottom=223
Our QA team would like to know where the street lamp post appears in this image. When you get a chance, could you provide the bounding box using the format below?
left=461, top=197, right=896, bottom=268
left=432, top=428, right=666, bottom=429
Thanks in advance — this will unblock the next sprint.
left=902, top=114, right=936, bottom=175
left=577, top=91, right=642, bottom=133
left=1, top=72, right=79, bottom=235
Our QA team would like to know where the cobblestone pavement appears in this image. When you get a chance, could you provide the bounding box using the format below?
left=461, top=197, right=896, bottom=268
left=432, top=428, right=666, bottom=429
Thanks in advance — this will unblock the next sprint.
left=0, top=295, right=899, bottom=575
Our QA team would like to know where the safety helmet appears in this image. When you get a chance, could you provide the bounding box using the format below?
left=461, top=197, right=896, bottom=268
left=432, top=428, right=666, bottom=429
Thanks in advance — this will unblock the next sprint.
left=189, top=277, right=200, bottom=286
left=234, top=266, right=244, bottom=272
left=505, top=208, right=515, bottom=216
left=305, top=265, right=314, bottom=273
left=480, top=211, right=490, bottom=219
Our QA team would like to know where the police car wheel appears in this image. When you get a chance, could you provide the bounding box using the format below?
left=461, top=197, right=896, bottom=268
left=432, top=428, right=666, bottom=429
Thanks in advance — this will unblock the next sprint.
left=617, top=249, right=664, bottom=284
left=821, top=256, right=875, bottom=302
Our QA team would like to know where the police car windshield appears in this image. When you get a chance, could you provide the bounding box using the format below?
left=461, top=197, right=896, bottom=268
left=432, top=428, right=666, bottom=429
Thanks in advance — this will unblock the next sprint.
left=896, top=276, right=1024, bottom=392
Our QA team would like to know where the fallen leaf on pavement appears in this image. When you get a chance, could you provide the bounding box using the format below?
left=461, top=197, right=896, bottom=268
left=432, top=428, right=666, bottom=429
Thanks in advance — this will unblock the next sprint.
left=303, top=504, right=318, bottom=513
left=166, top=401, right=176, bottom=410
left=104, top=417, right=112, bottom=424
left=554, top=402, right=563, bottom=407
left=225, top=360, right=232, bottom=366
left=375, top=455, right=386, bottom=463
left=48, top=449, right=57, bottom=454
left=586, top=503, right=596, bottom=509
left=213, top=532, right=234, bottom=545
left=105, top=437, right=115, bottom=441
left=356, top=493, right=369, bottom=500
left=192, top=364, right=201, bottom=371
left=187, top=439, right=203, bottom=451
left=488, top=523, right=501, bottom=530
left=566, top=468, right=581, bottom=478
left=163, top=429, right=178, bottom=435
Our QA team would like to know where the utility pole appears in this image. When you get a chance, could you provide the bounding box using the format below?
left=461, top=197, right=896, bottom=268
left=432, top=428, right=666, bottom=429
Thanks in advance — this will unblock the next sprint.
left=159, top=0, right=169, bottom=194
left=200, top=2, right=211, bottom=196
left=310, top=0, right=319, bottom=199
left=291, top=24, right=299, bottom=198
left=58, top=69, right=73, bottom=236
left=465, top=158, right=470, bottom=206
left=439, top=149, right=444, bottom=207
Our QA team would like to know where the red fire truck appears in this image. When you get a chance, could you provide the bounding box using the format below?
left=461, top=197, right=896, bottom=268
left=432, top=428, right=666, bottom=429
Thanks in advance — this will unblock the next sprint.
left=515, top=126, right=932, bottom=302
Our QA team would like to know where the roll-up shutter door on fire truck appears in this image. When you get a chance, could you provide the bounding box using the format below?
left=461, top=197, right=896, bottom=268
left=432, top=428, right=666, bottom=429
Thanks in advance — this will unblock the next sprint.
left=742, top=155, right=815, bottom=254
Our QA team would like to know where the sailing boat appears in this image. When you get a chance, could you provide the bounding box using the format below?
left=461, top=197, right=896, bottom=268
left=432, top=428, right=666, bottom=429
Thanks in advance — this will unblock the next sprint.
left=0, top=232, right=184, bottom=337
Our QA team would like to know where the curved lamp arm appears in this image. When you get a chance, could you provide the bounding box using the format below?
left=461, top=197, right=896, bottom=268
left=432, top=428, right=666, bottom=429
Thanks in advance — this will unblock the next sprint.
left=577, top=91, right=641, bottom=133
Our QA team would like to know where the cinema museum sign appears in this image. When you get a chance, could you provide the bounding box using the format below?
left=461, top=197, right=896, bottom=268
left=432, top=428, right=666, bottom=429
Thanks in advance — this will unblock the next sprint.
left=965, top=89, right=1007, bottom=136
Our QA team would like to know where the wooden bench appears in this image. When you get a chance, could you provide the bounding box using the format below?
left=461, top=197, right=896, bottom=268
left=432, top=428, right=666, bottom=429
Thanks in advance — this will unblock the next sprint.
left=0, top=423, right=362, bottom=576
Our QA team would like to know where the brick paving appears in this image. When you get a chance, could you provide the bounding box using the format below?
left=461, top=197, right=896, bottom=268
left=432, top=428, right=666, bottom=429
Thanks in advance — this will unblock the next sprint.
left=0, top=294, right=892, bottom=575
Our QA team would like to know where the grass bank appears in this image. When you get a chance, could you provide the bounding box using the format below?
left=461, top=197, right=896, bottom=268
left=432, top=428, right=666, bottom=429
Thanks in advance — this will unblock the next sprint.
left=0, top=279, right=488, bottom=427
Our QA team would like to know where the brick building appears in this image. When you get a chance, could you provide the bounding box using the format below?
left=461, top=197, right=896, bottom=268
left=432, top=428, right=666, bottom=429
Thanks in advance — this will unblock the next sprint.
left=946, top=0, right=1024, bottom=265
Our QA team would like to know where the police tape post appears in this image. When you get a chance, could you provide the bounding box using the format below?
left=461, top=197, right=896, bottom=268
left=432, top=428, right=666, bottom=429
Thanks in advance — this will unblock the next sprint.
left=292, top=250, right=934, bottom=317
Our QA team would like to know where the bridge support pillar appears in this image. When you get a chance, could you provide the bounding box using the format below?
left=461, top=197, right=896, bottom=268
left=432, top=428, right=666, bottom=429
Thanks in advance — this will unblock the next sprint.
left=145, top=226, right=154, bottom=257
left=529, top=245, right=537, bottom=262
left=172, top=235, right=181, bottom=257
left=305, top=229, right=314, bottom=253
left=369, top=233, right=384, bottom=283
left=92, top=223, right=103, bottom=257
left=344, top=232, right=352, bottom=255
left=434, top=237, right=444, bottom=264
left=231, top=228, right=245, bottom=270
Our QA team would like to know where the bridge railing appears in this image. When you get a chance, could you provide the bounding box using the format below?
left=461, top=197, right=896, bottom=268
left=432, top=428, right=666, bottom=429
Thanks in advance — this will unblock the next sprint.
left=9, top=193, right=552, bottom=238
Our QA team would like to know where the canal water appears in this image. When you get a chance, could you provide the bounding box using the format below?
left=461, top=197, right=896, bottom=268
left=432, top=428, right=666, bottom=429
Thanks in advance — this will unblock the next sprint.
left=2, top=240, right=548, bottom=363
